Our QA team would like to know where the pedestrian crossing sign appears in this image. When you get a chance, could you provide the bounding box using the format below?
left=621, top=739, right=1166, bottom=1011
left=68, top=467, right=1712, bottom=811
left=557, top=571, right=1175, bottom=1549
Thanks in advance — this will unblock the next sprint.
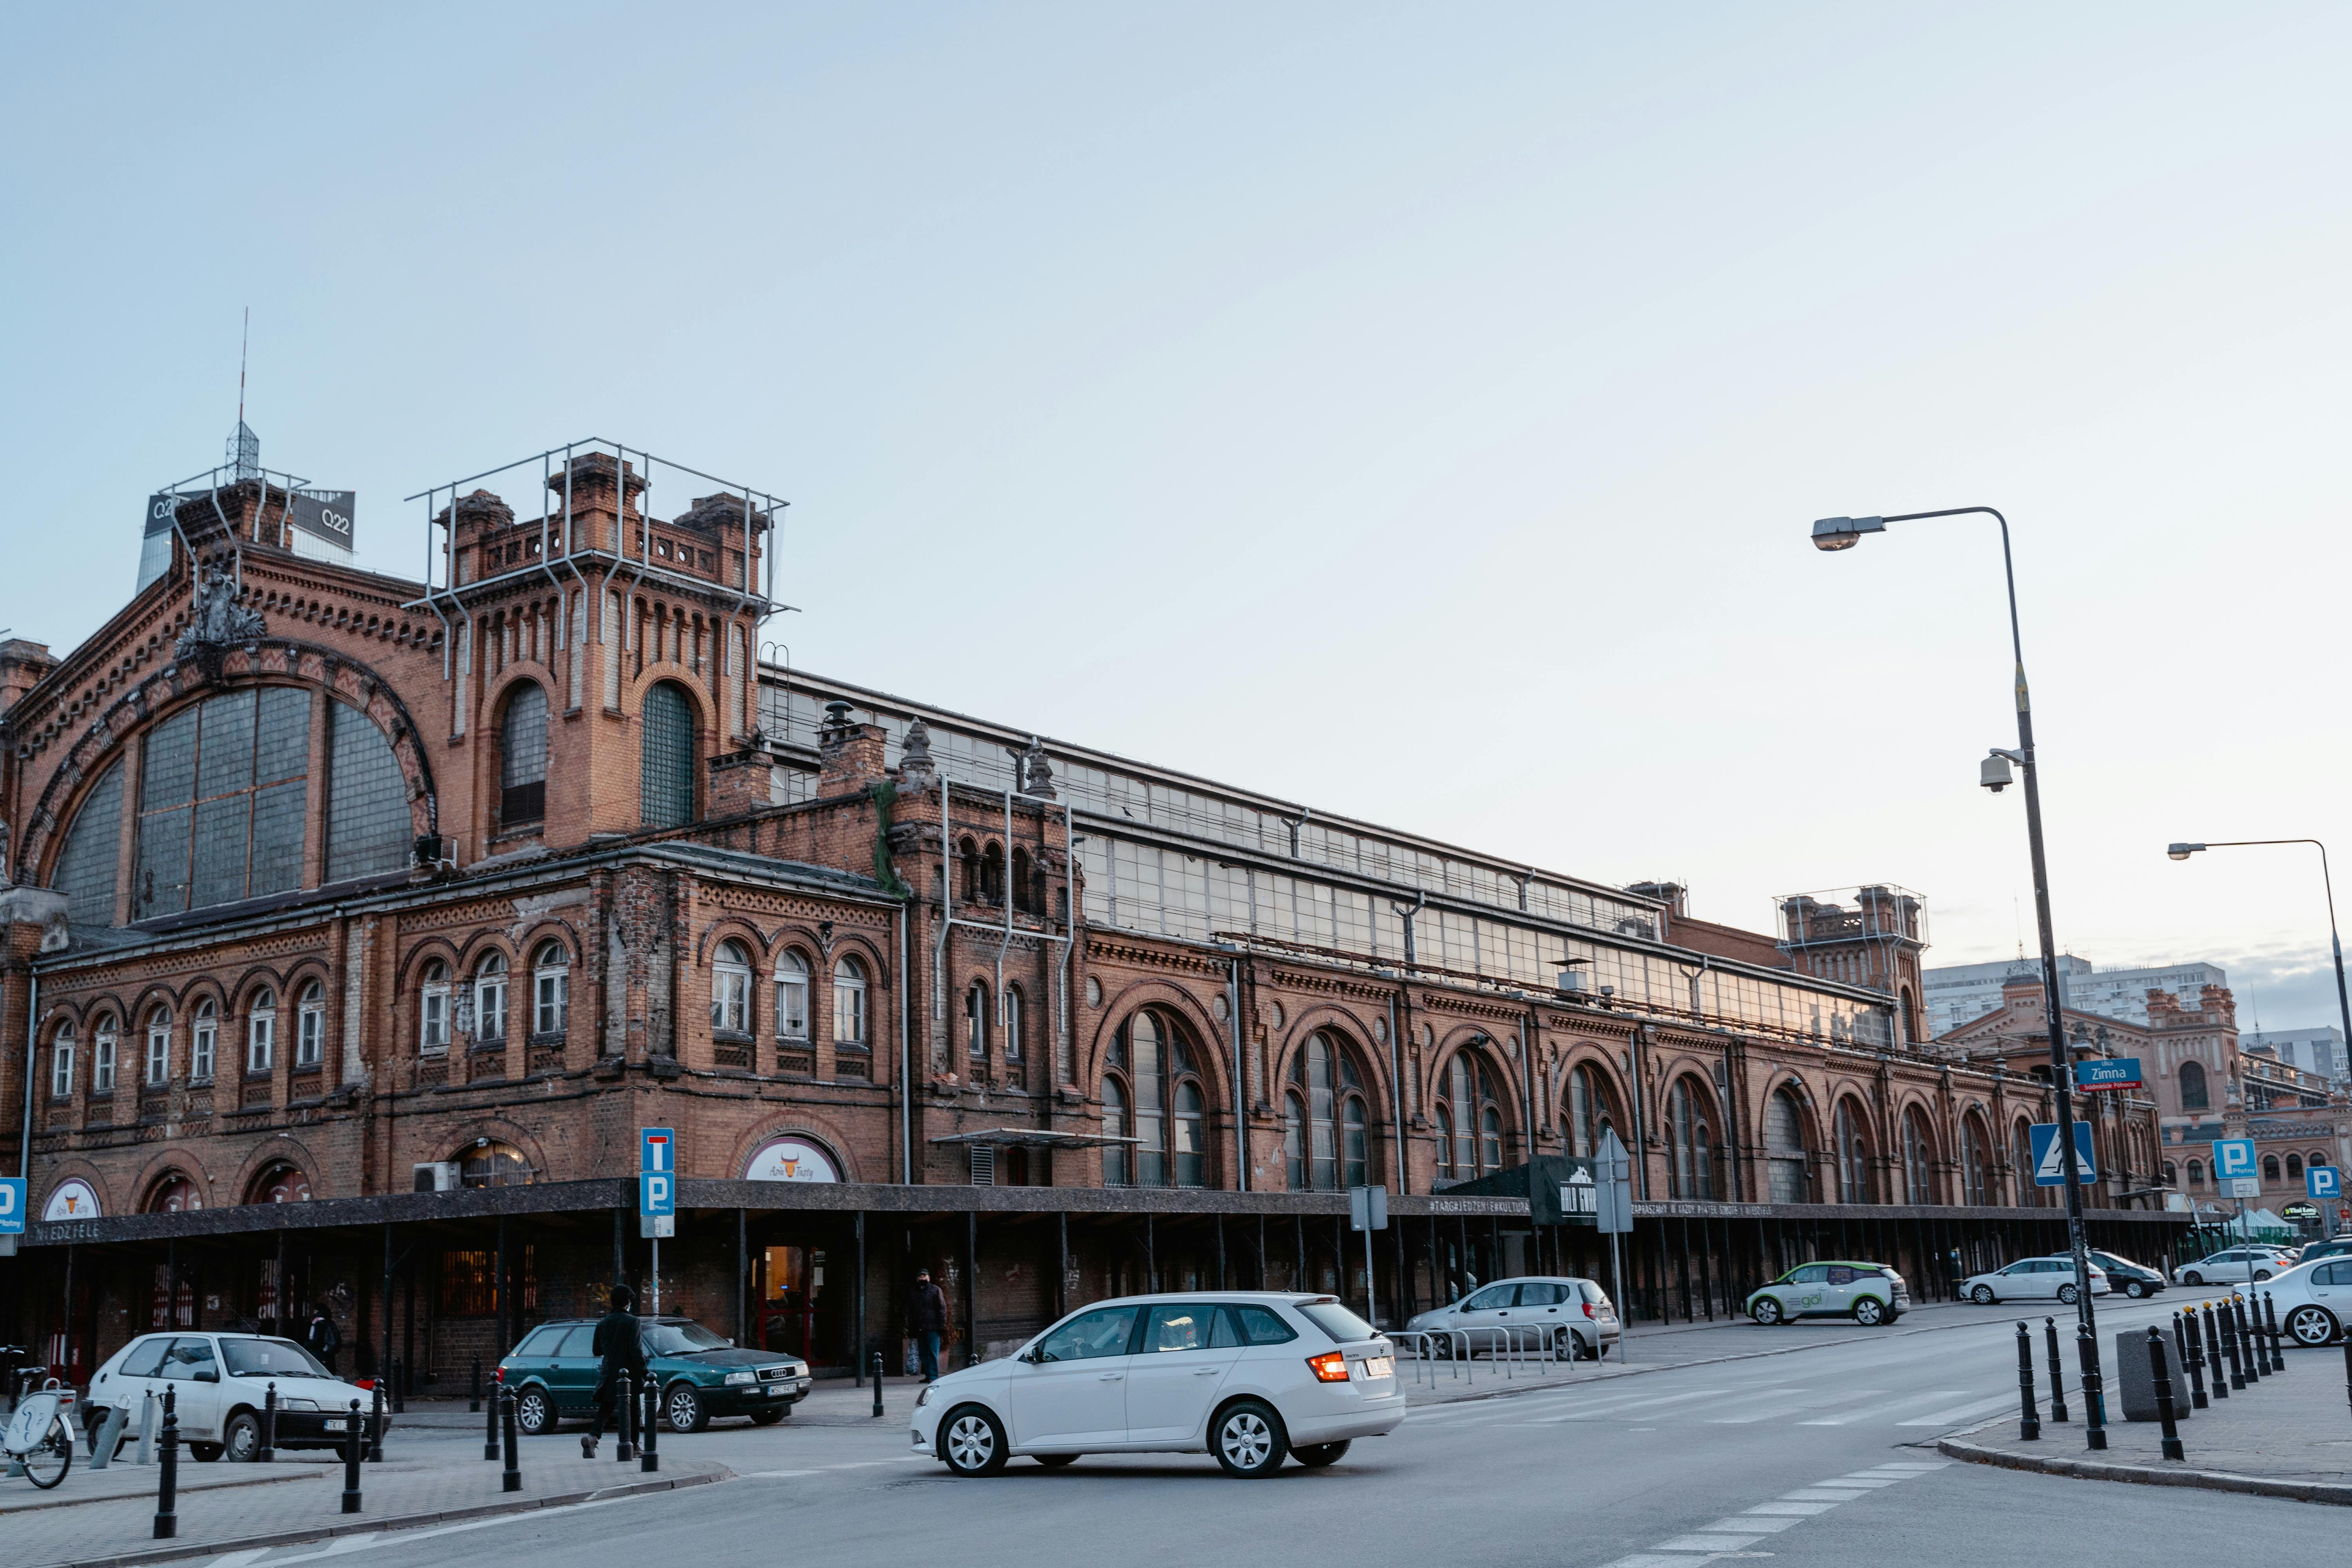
left=2028, top=1122, right=2097, bottom=1186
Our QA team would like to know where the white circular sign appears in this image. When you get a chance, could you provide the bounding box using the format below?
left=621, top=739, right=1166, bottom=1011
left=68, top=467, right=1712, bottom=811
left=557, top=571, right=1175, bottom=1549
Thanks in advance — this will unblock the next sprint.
left=42, top=1178, right=102, bottom=1221
left=745, top=1136, right=839, bottom=1183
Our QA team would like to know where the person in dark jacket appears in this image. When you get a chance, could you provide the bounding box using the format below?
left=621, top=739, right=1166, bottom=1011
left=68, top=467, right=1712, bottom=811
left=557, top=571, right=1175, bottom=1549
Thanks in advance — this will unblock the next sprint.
left=907, top=1269, right=948, bottom=1383
left=582, top=1283, right=648, bottom=1458
left=305, top=1308, right=342, bottom=1375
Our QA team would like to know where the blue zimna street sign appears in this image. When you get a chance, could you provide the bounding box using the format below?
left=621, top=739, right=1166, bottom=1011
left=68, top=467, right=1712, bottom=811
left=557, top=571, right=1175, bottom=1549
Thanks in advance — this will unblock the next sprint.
left=2029, top=1122, right=2098, bottom=1186
left=2073, top=1057, right=2142, bottom=1091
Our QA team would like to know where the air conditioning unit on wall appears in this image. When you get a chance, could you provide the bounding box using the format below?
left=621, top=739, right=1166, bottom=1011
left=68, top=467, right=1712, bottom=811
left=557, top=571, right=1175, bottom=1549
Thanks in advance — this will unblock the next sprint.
left=413, top=1161, right=461, bottom=1193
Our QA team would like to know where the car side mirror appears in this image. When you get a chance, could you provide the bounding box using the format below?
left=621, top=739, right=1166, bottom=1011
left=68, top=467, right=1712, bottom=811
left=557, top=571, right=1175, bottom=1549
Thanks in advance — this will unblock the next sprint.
left=195, top=1369, right=219, bottom=1383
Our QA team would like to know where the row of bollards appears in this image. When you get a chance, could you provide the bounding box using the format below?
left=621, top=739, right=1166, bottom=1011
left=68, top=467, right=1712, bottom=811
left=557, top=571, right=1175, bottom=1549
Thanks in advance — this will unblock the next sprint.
left=2014, top=1290, right=2303, bottom=1465
left=2015, top=1316, right=2107, bottom=1447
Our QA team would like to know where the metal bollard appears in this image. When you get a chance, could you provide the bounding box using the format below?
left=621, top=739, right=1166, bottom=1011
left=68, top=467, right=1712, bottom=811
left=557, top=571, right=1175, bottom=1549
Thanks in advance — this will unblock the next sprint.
left=392, top=1357, right=405, bottom=1415
left=2221, top=1299, right=2247, bottom=1391
left=2233, top=1296, right=2259, bottom=1384
left=872, top=1352, right=884, bottom=1418
left=500, top=1384, right=521, bottom=1493
left=616, top=1370, right=635, bottom=1463
left=470, top=1354, right=483, bottom=1414
left=341, top=1399, right=363, bottom=1514
left=89, top=1402, right=126, bottom=1470
left=2044, top=1318, right=2069, bottom=1423
left=368, top=1380, right=386, bottom=1462
left=2203, top=1303, right=2230, bottom=1398
left=2015, top=1321, right=2041, bottom=1440
left=2076, top=1321, right=2107, bottom=1450
left=485, top=1370, right=501, bottom=1459
left=137, top=1386, right=157, bottom=1465
left=152, top=1387, right=179, bottom=1540
left=2263, top=1292, right=2286, bottom=1373
left=2148, top=1326, right=2185, bottom=1462
left=640, top=1378, right=659, bottom=1474
left=2181, top=1309, right=2209, bottom=1408
left=260, top=1381, right=277, bottom=1462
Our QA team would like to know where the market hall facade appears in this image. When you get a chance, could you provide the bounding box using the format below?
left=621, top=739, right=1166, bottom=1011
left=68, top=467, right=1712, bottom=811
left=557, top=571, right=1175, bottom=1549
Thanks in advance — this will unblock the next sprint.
left=0, top=439, right=2189, bottom=1388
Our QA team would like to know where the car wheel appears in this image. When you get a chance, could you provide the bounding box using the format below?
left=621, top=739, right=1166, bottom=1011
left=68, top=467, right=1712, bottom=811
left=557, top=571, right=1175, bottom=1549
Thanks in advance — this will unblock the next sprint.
left=2122, top=1280, right=2147, bottom=1299
left=2254, top=1270, right=2273, bottom=1282
left=1551, top=1328, right=1578, bottom=1361
left=1034, top=1453, right=1080, bottom=1468
left=187, top=1443, right=224, bottom=1463
left=223, top=1411, right=262, bottom=1463
left=1292, top=1441, right=1351, bottom=1468
left=748, top=1409, right=786, bottom=1426
left=1971, top=1285, right=1996, bottom=1305
left=940, top=1405, right=1008, bottom=1477
left=1751, top=1296, right=1783, bottom=1326
left=2181, top=1270, right=2203, bottom=1286
left=1212, top=1398, right=1290, bottom=1478
left=2285, top=1305, right=2339, bottom=1347
left=1853, top=1296, right=1888, bottom=1327
left=664, top=1383, right=709, bottom=1434
left=514, top=1386, right=555, bottom=1437
left=2057, top=1284, right=2080, bottom=1305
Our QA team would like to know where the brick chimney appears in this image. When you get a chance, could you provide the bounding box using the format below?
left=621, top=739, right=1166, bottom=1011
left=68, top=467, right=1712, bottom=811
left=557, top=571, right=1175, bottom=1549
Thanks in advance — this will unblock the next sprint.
left=709, top=737, right=780, bottom=818
left=0, top=638, right=56, bottom=720
left=818, top=702, right=887, bottom=794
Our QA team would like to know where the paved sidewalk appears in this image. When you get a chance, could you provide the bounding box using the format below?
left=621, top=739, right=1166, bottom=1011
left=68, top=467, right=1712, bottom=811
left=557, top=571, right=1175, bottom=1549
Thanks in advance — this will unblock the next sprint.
left=1943, top=1343, right=2352, bottom=1503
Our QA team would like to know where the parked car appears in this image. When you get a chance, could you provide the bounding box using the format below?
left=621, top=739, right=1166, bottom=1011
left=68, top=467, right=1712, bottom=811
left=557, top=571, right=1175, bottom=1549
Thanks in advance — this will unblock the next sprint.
left=2251, top=1258, right=2352, bottom=1347
left=910, top=1292, right=1403, bottom=1477
left=1745, top=1261, right=1910, bottom=1326
left=1402, top=1276, right=1620, bottom=1359
left=499, top=1315, right=810, bottom=1435
left=87, top=1332, right=379, bottom=1462
left=2087, top=1250, right=2167, bottom=1299
left=1960, top=1256, right=2109, bottom=1305
left=2292, top=1238, right=2352, bottom=1267
left=2178, top=1248, right=2283, bottom=1286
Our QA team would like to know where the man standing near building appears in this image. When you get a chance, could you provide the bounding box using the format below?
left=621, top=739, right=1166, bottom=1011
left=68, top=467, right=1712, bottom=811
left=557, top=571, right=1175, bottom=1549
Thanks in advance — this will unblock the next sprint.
left=305, top=1306, right=341, bottom=1376
left=907, top=1269, right=947, bottom=1383
left=583, top=1283, right=647, bottom=1458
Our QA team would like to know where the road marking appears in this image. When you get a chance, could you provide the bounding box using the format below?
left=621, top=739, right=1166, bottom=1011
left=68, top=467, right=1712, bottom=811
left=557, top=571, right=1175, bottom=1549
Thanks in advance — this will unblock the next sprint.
left=1780, top=1487, right=1869, bottom=1502
left=1819, top=1474, right=1902, bottom=1486
left=1798, top=1389, right=1964, bottom=1425
left=1599, top=1555, right=1720, bottom=1568
left=203, top=1552, right=272, bottom=1568
left=1744, top=1500, right=1837, bottom=1515
left=1523, top=1388, right=1730, bottom=1423
left=1897, top=1392, right=2023, bottom=1426
left=738, top=1469, right=821, bottom=1478
left=1654, top=1533, right=1766, bottom=1552
left=1869, top=1460, right=1951, bottom=1470
left=1705, top=1515, right=1801, bottom=1533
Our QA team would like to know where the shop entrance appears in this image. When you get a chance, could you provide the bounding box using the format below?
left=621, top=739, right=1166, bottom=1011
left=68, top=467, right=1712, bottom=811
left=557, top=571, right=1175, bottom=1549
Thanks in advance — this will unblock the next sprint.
left=757, top=1244, right=826, bottom=1359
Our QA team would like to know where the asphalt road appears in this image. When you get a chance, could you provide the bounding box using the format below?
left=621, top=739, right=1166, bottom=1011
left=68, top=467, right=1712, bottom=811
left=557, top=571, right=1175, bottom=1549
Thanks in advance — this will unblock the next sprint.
left=184, top=1296, right=2337, bottom=1568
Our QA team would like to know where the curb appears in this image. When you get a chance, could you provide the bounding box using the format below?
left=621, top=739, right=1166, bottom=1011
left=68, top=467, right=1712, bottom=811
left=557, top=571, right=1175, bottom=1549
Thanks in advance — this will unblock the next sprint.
left=43, top=1466, right=733, bottom=1568
left=1935, top=1436, right=2352, bottom=1506
left=2, top=1468, right=321, bottom=1517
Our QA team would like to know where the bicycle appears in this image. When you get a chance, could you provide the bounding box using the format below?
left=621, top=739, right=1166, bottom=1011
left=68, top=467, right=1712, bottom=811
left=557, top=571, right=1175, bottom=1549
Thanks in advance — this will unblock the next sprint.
left=3, top=1381, right=76, bottom=1489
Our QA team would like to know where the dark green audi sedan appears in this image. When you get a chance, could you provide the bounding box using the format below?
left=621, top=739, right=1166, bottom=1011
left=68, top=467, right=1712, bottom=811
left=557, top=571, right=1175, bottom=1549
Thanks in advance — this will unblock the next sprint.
left=500, top=1315, right=811, bottom=1434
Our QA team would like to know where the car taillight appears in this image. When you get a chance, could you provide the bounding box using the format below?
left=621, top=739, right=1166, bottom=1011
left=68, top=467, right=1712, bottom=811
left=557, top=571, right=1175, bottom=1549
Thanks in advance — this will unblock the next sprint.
left=1306, top=1352, right=1351, bottom=1383
left=494, top=1366, right=506, bottom=1384
left=1582, top=1302, right=1594, bottom=1319
left=355, top=1379, right=377, bottom=1391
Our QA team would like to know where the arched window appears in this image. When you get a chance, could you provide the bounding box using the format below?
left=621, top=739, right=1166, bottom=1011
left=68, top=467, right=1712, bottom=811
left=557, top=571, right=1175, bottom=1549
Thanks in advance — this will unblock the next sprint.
left=2186, top=1158, right=2205, bottom=1189
left=1766, top=1086, right=1810, bottom=1203
left=1835, top=1100, right=1873, bottom=1204
left=1900, top=986, right=1922, bottom=1044
left=1004, top=985, right=1025, bottom=1063
left=958, top=837, right=980, bottom=904
left=2012, top=1118, right=2040, bottom=1206
left=419, top=962, right=451, bottom=1054
left=131, top=688, right=313, bottom=918
left=1902, top=1108, right=1936, bottom=1204
left=1103, top=1010, right=1207, bottom=1187
left=2286, top=1153, right=2304, bottom=1181
left=1435, top=1051, right=1504, bottom=1184
left=458, top=1140, right=533, bottom=1187
left=1011, top=847, right=1033, bottom=915
left=473, top=954, right=508, bottom=1045
left=2162, top=1160, right=2177, bottom=1187
left=1286, top=1032, right=1370, bottom=1192
left=1668, top=1077, right=1714, bottom=1200
left=49, top=1024, right=74, bottom=1098
left=191, top=1000, right=217, bottom=1081
left=1960, top=1115, right=1990, bottom=1206
left=773, top=951, right=809, bottom=1042
left=92, top=1015, right=118, bottom=1095
left=711, top=940, right=752, bottom=1035
left=325, top=699, right=412, bottom=882
left=832, top=956, right=868, bottom=1049
left=251, top=1162, right=311, bottom=1204
left=51, top=759, right=123, bottom=927
left=532, top=942, right=570, bottom=1036
left=2263, top=1154, right=2281, bottom=1183
left=980, top=842, right=1005, bottom=905
left=2178, top=1060, right=2209, bottom=1110
left=1566, top=1063, right=1617, bottom=1159
left=296, top=980, right=326, bottom=1068
left=639, top=681, right=696, bottom=828
left=498, top=682, right=548, bottom=827
left=144, top=1008, right=172, bottom=1088
left=247, top=988, right=276, bottom=1074
left=146, top=1172, right=202, bottom=1212
left=1102, top=1076, right=1129, bottom=1187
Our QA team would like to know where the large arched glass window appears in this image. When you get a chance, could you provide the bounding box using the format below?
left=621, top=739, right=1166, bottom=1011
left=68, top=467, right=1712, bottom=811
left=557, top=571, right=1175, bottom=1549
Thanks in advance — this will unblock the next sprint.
left=2178, top=1060, right=2209, bottom=1110
left=640, top=681, right=696, bottom=828
left=1901, top=1108, right=1936, bottom=1204
left=1566, top=1062, right=1617, bottom=1159
left=1765, top=1086, right=1810, bottom=1203
left=712, top=940, right=752, bottom=1035
left=1434, top=1052, right=1503, bottom=1184
left=473, top=954, right=508, bottom=1045
left=832, top=956, right=868, bottom=1049
left=1668, top=1077, right=1714, bottom=1200
left=1960, top=1115, right=1990, bottom=1205
left=51, top=760, right=123, bottom=926
left=498, top=682, right=548, bottom=827
left=1102, top=1010, right=1205, bottom=1187
left=325, top=700, right=411, bottom=882
left=296, top=981, right=326, bottom=1068
left=1835, top=1100, right=1873, bottom=1204
left=458, top=1140, right=533, bottom=1187
left=134, top=688, right=312, bottom=918
left=773, top=951, right=809, bottom=1041
left=1285, top=1032, right=1370, bottom=1192
left=532, top=942, right=570, bottom=1036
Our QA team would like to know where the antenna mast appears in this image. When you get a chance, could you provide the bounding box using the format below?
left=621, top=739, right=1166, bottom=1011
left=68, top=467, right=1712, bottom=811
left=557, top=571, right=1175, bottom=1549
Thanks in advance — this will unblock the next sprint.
left=238, top=306, right=249, bottom=428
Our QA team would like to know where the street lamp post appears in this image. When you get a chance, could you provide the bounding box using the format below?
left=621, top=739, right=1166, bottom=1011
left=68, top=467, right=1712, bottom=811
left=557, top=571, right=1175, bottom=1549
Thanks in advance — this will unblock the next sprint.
left=1811, top=508, right=2100, bottom=1345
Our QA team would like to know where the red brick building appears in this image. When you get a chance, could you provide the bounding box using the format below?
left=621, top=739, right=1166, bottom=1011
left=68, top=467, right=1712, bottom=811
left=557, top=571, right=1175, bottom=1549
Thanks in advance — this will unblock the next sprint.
left=0, top=439, right=2188, bottom=1390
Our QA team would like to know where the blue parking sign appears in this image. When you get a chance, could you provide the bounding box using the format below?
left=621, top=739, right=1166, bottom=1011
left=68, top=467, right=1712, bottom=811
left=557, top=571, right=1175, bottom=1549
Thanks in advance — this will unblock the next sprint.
left=2310, top=1164, right=2342, bottom=1199
left=0, top=1177, right=24, bottom=1234
left=640, top=1127, right=676, bottom=1237
left=2212, top=1138, right=2257, bottom=1181
left=2028, top=1122, right=2098, bottom=1186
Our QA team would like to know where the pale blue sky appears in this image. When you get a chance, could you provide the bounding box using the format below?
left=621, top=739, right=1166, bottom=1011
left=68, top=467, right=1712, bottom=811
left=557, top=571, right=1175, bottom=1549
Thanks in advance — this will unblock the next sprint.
left=7, top=4, right=2350, bottom=1031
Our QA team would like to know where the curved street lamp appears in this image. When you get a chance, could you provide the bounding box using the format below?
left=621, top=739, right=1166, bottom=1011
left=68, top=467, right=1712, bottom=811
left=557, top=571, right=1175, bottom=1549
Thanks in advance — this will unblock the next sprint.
left=1810, top=506, right=2103, bottom=1347
left=2164, top=839, right=2352, bottom=1065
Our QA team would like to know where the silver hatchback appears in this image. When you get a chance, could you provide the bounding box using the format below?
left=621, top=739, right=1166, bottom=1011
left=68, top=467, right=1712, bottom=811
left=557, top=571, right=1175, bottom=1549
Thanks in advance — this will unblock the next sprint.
left=1403, top=1276, right=1620, bottom=1359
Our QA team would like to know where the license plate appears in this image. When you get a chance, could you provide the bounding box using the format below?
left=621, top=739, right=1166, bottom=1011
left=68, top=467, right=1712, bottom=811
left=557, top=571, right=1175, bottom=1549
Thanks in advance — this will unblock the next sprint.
left=1359, top=1357, right=1394, bottom=1380
left=325, top=1419, right=347, bottom=1432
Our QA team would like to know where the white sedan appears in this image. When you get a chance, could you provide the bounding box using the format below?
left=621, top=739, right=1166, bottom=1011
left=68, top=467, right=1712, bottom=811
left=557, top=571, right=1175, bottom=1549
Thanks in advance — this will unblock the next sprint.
left=2253, top=1258, right=2352, bottom=1347
left=911, top=1292, right=1403, bottom=1477
left=1403, top=1276, right=1620, bottom=1359
left=1960, top=1256, right=2110, bottom=1306
left=88, top=1332, right=382, bottom=1461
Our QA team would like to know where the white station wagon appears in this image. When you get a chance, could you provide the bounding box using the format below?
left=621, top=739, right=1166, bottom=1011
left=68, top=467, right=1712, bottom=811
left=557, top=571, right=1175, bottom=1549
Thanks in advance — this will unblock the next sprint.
left=912, top=1292, right=1404, bottom=1477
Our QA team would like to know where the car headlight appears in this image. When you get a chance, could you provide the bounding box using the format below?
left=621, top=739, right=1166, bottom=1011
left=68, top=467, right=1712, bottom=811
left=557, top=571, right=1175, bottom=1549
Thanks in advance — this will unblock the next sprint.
left=725, top=1371, right=757, bottom=1385
left=281, top=1398, right=319, bottom=1411
left=915, top=1385, right=935, bottom=1408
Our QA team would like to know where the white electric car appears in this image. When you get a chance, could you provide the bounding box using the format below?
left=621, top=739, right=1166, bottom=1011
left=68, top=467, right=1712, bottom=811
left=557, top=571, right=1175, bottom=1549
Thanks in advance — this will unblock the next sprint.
left=911, top=1292, right=1403, bottom=1477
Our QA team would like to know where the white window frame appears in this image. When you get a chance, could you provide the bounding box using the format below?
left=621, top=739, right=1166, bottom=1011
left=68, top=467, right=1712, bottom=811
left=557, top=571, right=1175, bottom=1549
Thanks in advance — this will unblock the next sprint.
left=474, top=955, right=508, bottom=1045
left=966, top=981, right=990, bottom=1062
left=420, top=965, right=450, bottom=1055
left=146, top=1013, right=172, bottom=1087
left=774, top=952, right=809, bottom=1042
left=833, top=957, right=867, bottom=1048
left=191, top=1003, right=216, bottom=1082
left=52, top=1027, right=75, bottom=1098
left=713, top=942, right=752, bottom=1035
left=247, top=990, right=276, bottom=1075
left=532, top=946, right=569, bottom=1036
left=93, top=1019, right=117, bottom=1094
left=296, top=983, right=325, bottom=1069
left=1004, top=985, right=1024, bottom=1062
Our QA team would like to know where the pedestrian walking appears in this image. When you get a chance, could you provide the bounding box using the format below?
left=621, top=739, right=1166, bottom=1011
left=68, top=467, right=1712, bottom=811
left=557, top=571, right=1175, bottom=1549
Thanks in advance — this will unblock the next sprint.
left=305, top=1307, right=342, bottom=1376
left=908, top=1269, right=948, bottom=1384
left=582, top=1283, right=647, bottom=1459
